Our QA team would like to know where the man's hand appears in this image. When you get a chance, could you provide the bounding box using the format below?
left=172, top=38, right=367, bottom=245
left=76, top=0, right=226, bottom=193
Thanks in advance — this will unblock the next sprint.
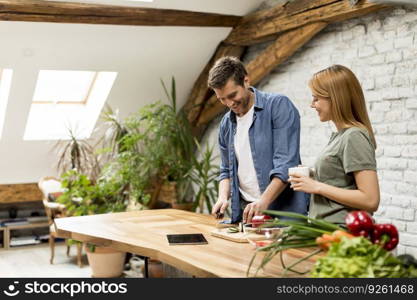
left=242, top=199, right=270, bottom=224
left=211, top=198, right=229, bottom=218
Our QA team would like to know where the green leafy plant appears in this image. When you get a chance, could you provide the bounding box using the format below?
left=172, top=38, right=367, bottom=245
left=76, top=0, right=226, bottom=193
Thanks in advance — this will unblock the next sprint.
left=159, top=77, right=195, bottom=200
left=96, top=106, right=151, bottom=209
left=55, top=77, right=217, bottom=211
left=57, top=168, right=130, bottom=252
left=57, top=169, right=128, bottom=217
left=100, top=105, right=132, bottom=158
left=187, top=140, right=219, bottom=213
left=107, top=77, right=195, bottom=206
left=311, top=236, right=417, bottom=278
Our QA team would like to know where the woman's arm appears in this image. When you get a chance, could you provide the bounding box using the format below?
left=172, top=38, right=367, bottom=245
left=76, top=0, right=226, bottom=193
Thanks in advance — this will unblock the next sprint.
left=289, top=170, right=380, bottom=212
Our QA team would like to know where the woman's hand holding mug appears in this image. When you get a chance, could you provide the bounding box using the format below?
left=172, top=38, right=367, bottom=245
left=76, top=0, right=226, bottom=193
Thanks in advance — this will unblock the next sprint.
left=288, top=166, right=321, bottom=194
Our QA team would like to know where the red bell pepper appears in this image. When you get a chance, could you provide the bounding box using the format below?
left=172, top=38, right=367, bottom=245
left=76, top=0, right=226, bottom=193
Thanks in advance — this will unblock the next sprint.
left=345, top=211, right=374, bottom=237
left=371, top=223, right=399, bottom=251
left=251, top=215, right=272, bottom=228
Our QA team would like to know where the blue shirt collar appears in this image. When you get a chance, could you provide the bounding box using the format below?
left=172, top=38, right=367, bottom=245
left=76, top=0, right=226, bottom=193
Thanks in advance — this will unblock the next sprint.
left=229, top=87, right=263, bottom=123
left=251, top=87, right=264, bottom=111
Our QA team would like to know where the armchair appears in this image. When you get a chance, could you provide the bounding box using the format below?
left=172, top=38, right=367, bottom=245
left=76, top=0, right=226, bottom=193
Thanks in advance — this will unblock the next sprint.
left=38, top=176, right=83, bottom=267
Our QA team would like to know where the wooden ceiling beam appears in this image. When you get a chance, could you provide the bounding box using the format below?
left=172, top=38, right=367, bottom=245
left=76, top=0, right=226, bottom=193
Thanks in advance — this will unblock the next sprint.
left=240, top=0, right=339, bottom=25
left=194, top=22, right=327, bottom=132
left=0, top=0, right=242, bottom=27
left=225, top=0, right=388, bottom=46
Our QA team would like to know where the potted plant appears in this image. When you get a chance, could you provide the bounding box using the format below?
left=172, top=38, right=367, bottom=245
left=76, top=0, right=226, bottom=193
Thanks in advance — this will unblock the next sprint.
left=98, top=106, right=155, bottom=211
left=58, top=169, right=128, bottom=277
left=54, top=128, right=100, bottom=182
left=155, top=77, right=195, bottom=208
left=106, top=77, right=195, bottom=209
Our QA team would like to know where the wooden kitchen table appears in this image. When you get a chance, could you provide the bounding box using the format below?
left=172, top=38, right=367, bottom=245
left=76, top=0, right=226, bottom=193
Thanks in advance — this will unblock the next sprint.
left=54, top=209, right=320, bottom=278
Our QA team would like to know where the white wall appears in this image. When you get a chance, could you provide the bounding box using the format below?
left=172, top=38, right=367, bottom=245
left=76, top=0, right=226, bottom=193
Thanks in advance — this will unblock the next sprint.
left=204, top=4, right=417, bottom=255
left=0, top=0, right=263, bottom=184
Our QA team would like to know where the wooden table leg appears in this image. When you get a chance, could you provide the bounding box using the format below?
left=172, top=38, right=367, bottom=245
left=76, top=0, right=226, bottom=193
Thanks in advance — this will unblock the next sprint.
left=4, top=228, right=10, bottom=250
left=143, top=257, right=149, bottom=278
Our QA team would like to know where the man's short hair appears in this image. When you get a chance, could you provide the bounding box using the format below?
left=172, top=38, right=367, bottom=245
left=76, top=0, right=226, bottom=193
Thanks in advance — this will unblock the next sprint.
left=207, top=56, right=248, bottom=89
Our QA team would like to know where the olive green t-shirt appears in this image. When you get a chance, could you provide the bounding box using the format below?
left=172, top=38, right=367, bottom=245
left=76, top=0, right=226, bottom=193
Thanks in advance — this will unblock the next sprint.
left=309, top=127, right=377, bottom=223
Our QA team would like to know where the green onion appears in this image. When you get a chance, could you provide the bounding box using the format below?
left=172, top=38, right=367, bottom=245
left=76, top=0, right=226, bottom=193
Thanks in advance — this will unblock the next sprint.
left=246, top=210, right=343, bottom=277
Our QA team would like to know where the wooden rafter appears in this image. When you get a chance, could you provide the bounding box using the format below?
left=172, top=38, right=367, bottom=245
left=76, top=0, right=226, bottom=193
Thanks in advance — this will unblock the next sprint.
left=225, top=0, right=388, bottom=46
left=240, top=0, right=338, bottom=25
left=183, top=0, right=392, bottom=138
left=194, top=22, right=327, bottom=131
left=0, top=0, right=241, bottom=27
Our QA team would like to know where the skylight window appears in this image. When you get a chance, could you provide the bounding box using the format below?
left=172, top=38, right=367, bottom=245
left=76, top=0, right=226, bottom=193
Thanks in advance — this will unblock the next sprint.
left=23, top=70, right=117, bottom=141
left=33, top=71, right=97, bottom=104
left=0, top=69, right=13, bottom=139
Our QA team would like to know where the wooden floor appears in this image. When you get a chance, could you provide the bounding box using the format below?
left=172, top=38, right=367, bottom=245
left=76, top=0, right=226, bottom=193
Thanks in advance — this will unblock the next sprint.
left=0, top=243, right=92, bottom=277
left=0, top=242, right=193, bottom=278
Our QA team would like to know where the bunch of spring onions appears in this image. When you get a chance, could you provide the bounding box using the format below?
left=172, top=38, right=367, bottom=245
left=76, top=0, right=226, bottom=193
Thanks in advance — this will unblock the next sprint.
left=247, top=210, right=345, bottom=277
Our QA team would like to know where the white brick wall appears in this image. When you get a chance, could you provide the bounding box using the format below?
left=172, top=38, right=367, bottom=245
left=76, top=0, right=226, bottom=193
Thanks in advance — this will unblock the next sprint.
left=203, top=4, right=417, bottom=254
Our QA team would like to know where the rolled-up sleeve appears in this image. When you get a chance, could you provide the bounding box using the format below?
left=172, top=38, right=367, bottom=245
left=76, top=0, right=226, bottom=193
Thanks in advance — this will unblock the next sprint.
left=269, top=97, right=301, bottom=183
left=217, top=118, right=231, bottom=182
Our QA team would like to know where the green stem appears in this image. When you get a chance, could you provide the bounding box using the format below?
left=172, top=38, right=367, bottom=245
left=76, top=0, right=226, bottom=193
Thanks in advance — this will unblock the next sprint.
left=246, top=251, right=258, bottom=277
left=277, top=222, right=330, bottom=234
left=282, top=248, right=323, bottom=277
left=263, top=210, right=343, bottom=231
left=279, top=251, right=309, bottom=275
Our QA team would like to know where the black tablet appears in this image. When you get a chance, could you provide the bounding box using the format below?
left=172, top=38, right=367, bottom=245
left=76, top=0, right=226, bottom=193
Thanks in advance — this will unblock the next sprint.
left=167, top=233, right=208, bottom=245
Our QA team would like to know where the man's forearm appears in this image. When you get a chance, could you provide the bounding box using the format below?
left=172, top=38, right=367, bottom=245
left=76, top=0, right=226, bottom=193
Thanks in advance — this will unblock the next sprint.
left=261, top=177, right=288, bottom=205
left=218, top=178, right=231, bottom=201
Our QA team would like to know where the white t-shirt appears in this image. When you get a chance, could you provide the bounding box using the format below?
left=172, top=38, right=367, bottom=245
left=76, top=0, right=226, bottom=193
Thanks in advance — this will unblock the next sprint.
left=234, top=105, right=262, bottom=202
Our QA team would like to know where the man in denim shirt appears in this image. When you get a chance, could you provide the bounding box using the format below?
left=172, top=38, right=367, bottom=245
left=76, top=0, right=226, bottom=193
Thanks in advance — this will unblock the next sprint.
left=209, top=57, right=308, bottom=223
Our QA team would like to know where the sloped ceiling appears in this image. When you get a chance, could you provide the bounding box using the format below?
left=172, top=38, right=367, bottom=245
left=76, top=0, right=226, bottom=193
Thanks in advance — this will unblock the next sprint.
left=0, top=0, right=264, bottom=184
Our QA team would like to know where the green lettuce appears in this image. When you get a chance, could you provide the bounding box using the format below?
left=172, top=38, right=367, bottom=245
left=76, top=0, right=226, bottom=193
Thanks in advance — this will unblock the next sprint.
left=311, top=237, right=417, bottom=278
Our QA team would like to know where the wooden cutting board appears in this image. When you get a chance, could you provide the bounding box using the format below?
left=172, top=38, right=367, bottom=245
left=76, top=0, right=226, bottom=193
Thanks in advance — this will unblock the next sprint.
left=210, top=228, right=267, bottom=243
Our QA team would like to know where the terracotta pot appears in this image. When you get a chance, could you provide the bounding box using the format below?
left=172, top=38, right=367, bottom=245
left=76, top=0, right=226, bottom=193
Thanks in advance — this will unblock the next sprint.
left=86, top=246, right=126, bottom=278
left=158, top=181, right=177, bottom=204
left=142, top=259, right=164, bottom=278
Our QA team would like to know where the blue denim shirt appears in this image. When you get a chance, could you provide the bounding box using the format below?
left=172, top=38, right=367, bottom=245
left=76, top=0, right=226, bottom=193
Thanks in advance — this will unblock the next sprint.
left=218, top=87, right=309, bottom=223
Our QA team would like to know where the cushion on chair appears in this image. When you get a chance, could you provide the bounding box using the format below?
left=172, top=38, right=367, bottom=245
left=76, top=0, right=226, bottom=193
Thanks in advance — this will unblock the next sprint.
left=41, top=179, right=64, bottom=194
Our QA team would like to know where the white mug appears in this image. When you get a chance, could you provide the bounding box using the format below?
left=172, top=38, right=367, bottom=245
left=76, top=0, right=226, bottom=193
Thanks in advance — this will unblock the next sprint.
left=288, top=166, right=310, bottom=178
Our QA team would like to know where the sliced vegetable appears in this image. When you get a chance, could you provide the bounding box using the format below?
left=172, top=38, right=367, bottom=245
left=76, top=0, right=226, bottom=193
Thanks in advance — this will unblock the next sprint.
left=227, top=227, right=239, bottom=233
left=371, top=223, right=399, bottom=251
left=255, top=240, right=273, bottom=248
left=251, top=215, right=273, bottom=228
left=345, top=211, right=374, bottom=237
